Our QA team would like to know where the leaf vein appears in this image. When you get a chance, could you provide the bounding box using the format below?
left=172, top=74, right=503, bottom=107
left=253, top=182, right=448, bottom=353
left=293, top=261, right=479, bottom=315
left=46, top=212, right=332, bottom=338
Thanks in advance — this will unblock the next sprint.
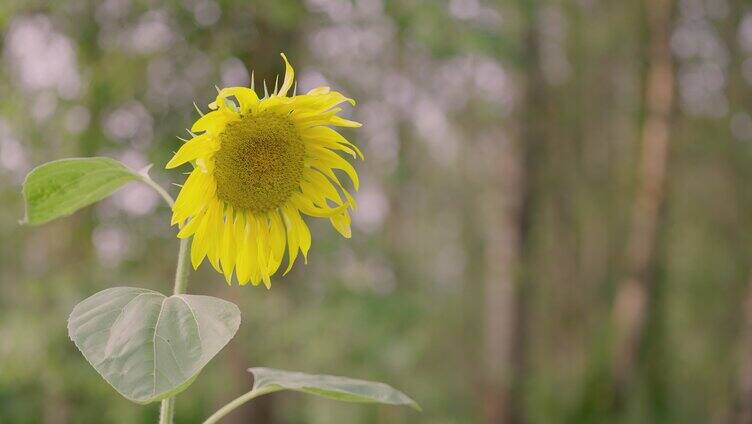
left=151, top=297, right=169, bottom=397
left=175, top=295, right=204, bottom=348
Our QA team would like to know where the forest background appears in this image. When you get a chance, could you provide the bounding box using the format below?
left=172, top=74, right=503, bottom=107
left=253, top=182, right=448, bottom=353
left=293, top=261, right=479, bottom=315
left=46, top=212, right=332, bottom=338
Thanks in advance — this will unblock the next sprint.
left=1, top=0, right=751, bottom=422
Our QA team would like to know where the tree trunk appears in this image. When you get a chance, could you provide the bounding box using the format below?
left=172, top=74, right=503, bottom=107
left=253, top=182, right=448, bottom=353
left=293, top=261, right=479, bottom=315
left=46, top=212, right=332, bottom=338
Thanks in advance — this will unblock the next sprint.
left=481, top=1, right=544, bottom=421
left=735, top=271, right=752, bottom=423
left=481, top=130, right=525, bottom=423
left=221, top=291, right=275, bottom=424
left=610, top=0, right=674, bottom=402
left=726, top=0, right=752, bottom=420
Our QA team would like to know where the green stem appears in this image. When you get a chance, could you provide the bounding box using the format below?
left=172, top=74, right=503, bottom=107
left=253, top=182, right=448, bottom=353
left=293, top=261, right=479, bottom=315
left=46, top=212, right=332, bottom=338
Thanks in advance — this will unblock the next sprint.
left=159, top=397, right=175, bottom=424
left=158, top=237, right=191, bottom=423
left=172, top=237, right=191, bottom=295
left=143, top=173, right=191, bottom=424
left=202, top=387, right=277, bottom=424
left=140, top=174, right=175, bottom=208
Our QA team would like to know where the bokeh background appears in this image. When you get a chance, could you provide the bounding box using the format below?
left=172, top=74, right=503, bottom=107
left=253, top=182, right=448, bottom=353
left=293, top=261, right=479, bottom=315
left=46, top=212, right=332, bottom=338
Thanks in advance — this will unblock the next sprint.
left=1, top=0, right=751, bottom=422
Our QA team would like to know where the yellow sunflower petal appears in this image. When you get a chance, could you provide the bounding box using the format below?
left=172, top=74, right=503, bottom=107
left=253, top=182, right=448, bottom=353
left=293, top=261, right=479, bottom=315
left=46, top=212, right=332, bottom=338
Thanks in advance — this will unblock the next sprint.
left=234, top=213, right=250, bottom=285
left=307, top=86, right=330, bottom=95
left=328, top=115, right=362, bottom=128
left=268, top=211, right=286, bottom=275
left=330, top=211, right=352, bottom=238
left=307, top=145, right=360, bottom=190
left=281, top=208, right=300, bottom=274
left=189, top=200, right=220, bottom=268
left=248, top=213, right=270, bottom=287
left=302, top=126, right=363, bottom=159
left=291, top=193, right=349, bottom=218
left=190, top=111, right=232, bottom=133
left=172, top=169, right=214, bottom=225
left=220, top=207, right=236, bottom=284
left=277, top=53, right=295, bottom=97
left=205, top=203, right=224, bottom=272
left=166, top=135, right=217, bottom=169
left=301, top=177, right=339, bottom=207
left=217, top=87, right=260, bottom=114
left=284, top=204, right=311, bottom=262
left=178, top=208, right=205, bottom=238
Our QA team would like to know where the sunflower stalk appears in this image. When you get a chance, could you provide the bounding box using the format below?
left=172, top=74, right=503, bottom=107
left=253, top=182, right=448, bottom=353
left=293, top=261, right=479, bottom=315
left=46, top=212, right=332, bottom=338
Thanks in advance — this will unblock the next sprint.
left=202, top=386, right=277, bottom=424
left=157, top=238, right=191, bottom=424
left=143, top=174, right=191, bottom=424
left=16, top=53, right=422, bottom=424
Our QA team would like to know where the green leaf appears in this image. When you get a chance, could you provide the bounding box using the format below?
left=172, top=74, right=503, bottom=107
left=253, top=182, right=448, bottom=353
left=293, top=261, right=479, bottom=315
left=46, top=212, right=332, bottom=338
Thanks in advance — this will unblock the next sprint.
left=22, top=157, right=141, bottom=225
left=68, top=287, right=241, bottom=404
left=248, top=367, right=421, bottom=411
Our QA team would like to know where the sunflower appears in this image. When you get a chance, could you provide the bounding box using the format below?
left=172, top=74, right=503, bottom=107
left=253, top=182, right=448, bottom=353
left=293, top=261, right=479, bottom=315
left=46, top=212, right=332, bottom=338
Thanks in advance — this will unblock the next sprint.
left=167, top=54, right=362, bottom=288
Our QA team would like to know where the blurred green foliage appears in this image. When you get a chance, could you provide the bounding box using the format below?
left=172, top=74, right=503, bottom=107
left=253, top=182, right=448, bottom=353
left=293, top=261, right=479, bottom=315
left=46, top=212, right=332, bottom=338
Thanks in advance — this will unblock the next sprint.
left=1, top=0, right=751, bottom=423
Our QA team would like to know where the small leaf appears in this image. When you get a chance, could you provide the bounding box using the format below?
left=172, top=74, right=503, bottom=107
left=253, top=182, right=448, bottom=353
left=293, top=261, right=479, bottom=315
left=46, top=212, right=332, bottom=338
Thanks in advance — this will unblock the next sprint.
left=22, top=157, right=141, bottom=225
left=68, top=287, right=241, bottom=404
left=248, top=367, right=421, bottom=411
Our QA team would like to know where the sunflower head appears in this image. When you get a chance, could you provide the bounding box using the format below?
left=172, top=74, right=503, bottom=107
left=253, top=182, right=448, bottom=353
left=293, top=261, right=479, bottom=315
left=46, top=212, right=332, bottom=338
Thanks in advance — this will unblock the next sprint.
left=167, top=54, right=362, bottom=288
left=214, top=110, right=305, bottom=212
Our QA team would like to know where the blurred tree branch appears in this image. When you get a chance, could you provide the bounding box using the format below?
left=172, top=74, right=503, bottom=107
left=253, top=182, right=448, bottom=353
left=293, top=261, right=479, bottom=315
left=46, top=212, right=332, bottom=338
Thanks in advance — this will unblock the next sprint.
left=735, top=271, right=752, bottom=423
left=610, top=0, right=675, bottom=407
left=481, top=1, right=545, bottom=422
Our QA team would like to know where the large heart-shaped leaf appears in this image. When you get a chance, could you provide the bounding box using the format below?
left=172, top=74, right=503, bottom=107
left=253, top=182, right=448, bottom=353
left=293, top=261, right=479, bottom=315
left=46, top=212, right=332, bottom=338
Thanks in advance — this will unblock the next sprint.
left=68, top=287, right=241, bottom=404
left=248, top=368, right=421, bottom=411
left=22, top=157, right=141, bottom=225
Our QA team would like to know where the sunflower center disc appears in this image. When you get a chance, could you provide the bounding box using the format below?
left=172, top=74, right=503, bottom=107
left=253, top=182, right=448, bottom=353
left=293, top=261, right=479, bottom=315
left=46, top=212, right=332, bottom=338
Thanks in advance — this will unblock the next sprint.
left=214, top=111, right=305, bottom=212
